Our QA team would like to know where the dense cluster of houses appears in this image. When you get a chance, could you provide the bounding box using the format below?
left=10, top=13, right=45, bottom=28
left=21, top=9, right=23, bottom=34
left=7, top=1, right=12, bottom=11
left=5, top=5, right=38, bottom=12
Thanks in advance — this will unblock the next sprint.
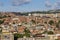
left=0, top=12, right=60, bottom=40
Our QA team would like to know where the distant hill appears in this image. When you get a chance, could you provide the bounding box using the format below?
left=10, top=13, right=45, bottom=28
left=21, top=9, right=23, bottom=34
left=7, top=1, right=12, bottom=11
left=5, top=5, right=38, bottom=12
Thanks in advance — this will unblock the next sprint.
left=48, top=9, right=60, bottom=13
left=11, top=9, right=60, bottom=16
left=0, top=9, right=60, bottom=16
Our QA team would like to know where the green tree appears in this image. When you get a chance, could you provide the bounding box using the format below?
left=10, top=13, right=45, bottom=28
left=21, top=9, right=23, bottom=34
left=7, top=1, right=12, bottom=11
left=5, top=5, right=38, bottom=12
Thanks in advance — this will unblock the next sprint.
left=49, top=20, right=54, bottom=25
left=0, top=15, right=7, bottom=19
left=47, top=31, right=54, bottom=35
left=14, top=33, right=23, bottom=40
left=55, top=39, right=59, bottom=40
left=56, top=20, right=60, bottom=28
left=0, top=27, right=2, bottom=33
left=24, top=28, right=30, bottom=33
left=42, top=30, right=47, bottom=34
left=0, top=20, right=4, bottom=24
left=23, top=33, right=30, bottom=37
left=3, top=15, right=7, bottom=18
left=31, top=20, right=36, bottom=24
left=14, top=33, right=23, bottom=38
left=24, top=28, right=31, bottom=37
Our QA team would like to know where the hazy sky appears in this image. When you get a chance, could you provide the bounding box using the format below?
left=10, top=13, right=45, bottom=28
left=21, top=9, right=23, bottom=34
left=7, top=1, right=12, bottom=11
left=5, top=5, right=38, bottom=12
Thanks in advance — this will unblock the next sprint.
left=0, top=0, right=60, bottom=12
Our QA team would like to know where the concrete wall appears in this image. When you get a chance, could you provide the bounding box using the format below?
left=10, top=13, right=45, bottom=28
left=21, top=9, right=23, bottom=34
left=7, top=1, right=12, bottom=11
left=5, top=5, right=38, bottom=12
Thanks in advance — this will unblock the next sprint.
left=1, top=33, right=14, bottom=40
